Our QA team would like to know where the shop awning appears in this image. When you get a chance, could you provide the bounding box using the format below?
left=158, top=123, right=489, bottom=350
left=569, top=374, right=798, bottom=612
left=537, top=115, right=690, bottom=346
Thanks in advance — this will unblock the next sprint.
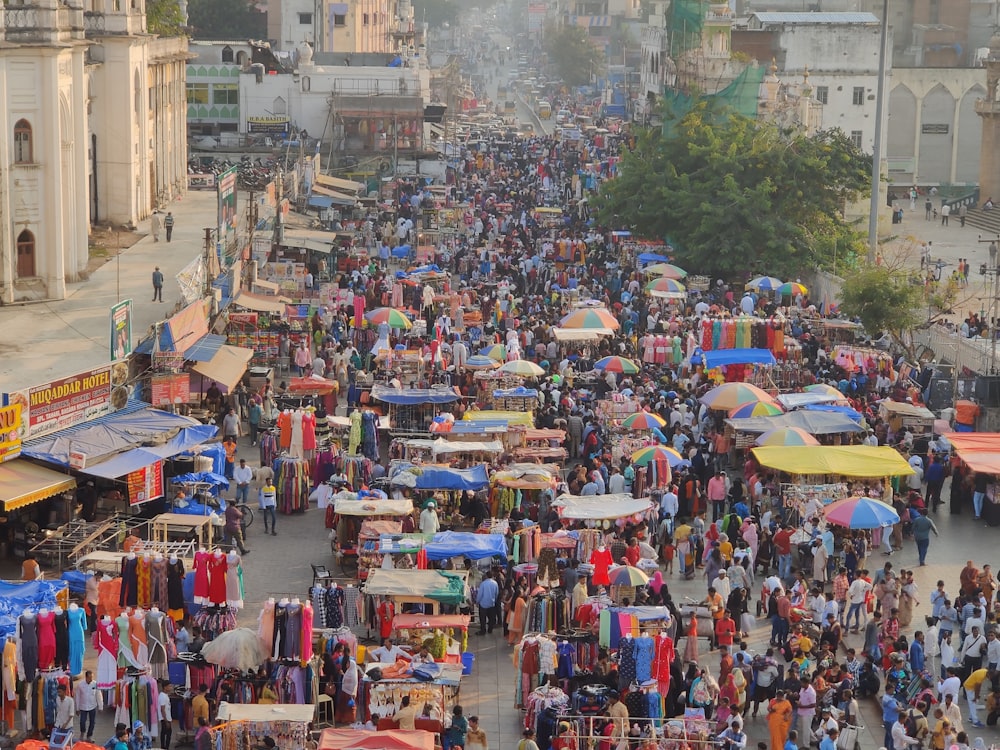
left=191, top=345, right=254, bottom=391
left=391, top=614, right=471, bottom=632
left=232, top=292, right=291, bottom=315
left=462, top=410, right=533, bottom=426
left=942, top=432, right=1000, bottom=474
left=333, top=497, right=413, bottom=516
left=552, top=494, right=654, bottom=519
left=424, top=531, right=507, bottom=561
left=307, top=195, right=336, bottom=210
left=703, top=348, right=777, bottom=369
left=0, top=461, right=76, bottom=510
left=218, top=703, right=316, bottom=724
left=310, top=185, right=359, bottom=205
left=552, top=327, right=614, bottom=341
left=389, top=465, right=490, bottom=491
left=315, top=173, right=365, bottom=194
left=751, top=445, right=916, bottom=477
left=180, top=333, right=227, bottom=362
left=363, top=569, right=468, bottom=605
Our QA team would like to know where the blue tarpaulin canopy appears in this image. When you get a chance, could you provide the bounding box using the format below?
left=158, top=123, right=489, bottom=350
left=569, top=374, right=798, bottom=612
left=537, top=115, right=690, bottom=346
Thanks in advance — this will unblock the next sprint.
left=371, top=385, right=461, bottom=405
left=0, top=580, right=66, bottom=639
left=424, top=531, right=507, bottom=561
left=703, top=348, right=777, bottom=369
left=79, top=425, right=218, bottom=479
left=637, top=253, right=670, bottom=264
left=307, top=195, right=335, bottom=209
left=24, top=408, right=212, bottom=471
left=390, top=464, right=489, bottom=491
left=390, top=245, right=412, bottom=258
left=801, top=403, right=864, bottom=422
left=492, top=387, right=538, bottom=398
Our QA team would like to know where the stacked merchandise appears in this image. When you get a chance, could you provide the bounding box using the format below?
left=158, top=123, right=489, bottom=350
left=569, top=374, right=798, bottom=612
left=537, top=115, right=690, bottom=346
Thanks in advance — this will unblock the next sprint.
left=274, top=457, right=311, bottom=514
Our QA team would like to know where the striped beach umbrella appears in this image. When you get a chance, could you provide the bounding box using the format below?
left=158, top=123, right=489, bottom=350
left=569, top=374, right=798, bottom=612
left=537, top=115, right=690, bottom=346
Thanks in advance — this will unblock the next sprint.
left=480, top=344, right=507, bottom=361
left=746, top=276, right=783, bottom=292
left=465, top=355, right=501, bottom=370
left=754, top=427, right=821, bottom=447
left=700, top=382, right=776, bottom=411
left=559, top=308, right=621, bottom=330
left=622, top=411, right=667, bottom=431
left=643, top=263, right=688, bottom=280
left=365, top=307, right=412, bottom=329
left=498, top=359, right=545, bottom=377
left=777, top=281, right=808, bottom=297
left=644, top=278, right=687, bottom=299
left=728, top=401, right=784, bottom=419
left=592, top=356, right=641, bottom=374
left=631, top=445, right=684, bottom=467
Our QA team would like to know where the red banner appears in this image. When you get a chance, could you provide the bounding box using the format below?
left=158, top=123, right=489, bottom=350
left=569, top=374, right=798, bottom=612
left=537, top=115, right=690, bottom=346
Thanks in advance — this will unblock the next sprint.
left=126, top=461, right=164, bottom=506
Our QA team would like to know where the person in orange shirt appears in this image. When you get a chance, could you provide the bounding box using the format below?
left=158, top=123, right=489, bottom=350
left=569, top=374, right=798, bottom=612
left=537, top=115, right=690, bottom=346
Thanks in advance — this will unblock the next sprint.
left=704, top=587, right=726, bottom=648
left=222, top=437, right=237, bottom=480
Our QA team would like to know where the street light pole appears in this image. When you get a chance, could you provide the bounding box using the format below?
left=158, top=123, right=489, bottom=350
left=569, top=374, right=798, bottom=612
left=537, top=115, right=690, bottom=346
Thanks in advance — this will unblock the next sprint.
left=867, top=0, right=889, bottom=263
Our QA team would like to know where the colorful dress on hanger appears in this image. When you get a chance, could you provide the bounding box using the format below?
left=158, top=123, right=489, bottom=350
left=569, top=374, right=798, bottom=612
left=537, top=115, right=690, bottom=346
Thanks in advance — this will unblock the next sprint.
left=94, top=618, right=118, bottom=688
left=137, top=556, right=152, bottom=608
left=226, top=553, right=244, bottom=609
left=36, top=611, right=56, bottom=670
left=150, top=557, right=169, bottom=611
left=53, top=609, right=68, bottom=669
left=18, top=614, right=38, bottom=681
left=589, top=547, right=613, bottom=586
left=129, top=612, right=148, bottom=666
left=302, top=412, right=317, bottom=452
left=277, top=411, right=292, bottom=450
left=67, top=607, right=86, bottom=676
left=192, top=551, right=210, bottom=605
left=207, top=553, right=228, bottom=606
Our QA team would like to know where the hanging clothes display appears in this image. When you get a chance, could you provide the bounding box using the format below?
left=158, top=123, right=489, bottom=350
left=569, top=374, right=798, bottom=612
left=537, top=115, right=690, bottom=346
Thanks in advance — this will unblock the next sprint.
left=360, top=411, right=379, bottom=460
left=207, top=550, right=229, bottom=606
left=146, top=610, right=169, bottom=681
left=115, top=672, right=161, bottom=737
left=94, top=616, right=118, bottom=690
left=150, top=555, right=169, bottom=612
left=193, top=607, right=238, bottom=640
left=259, top=431, right=279, bottom=467
left=589, top=546, right=613, bottom=587
left=167, top=556, right=186, bottom=621
left=36, top=610, right=56, bottom=671
left=348, top=411, right=362, bottom=456
left=274, top=457, right=310, bottom=514
left=66, top=605, right=86, bottom=676
left=226, top=552, right=245, bottom=609
left=25, top=669, right=71, bottom=732
left=17, top=612, right=39, bottom=681
left=289, top=410, right=305, bottom=459
left=193, top=550, right=211, bottom=605
left=53, top=609, right=68, bottom=671
left=120, top=554, right=139, bottom=607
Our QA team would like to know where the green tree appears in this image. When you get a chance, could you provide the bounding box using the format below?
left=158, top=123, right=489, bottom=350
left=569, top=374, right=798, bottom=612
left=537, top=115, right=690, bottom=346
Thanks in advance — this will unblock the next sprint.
left=544, top=24, right=605, bottom=87
left=594, top=99, right=870, bottom=277
left=187, top=0, right=266, bottom=39
left=147, top=0, right=185, bottom=35
left=840, top=265, right=923, bottom=342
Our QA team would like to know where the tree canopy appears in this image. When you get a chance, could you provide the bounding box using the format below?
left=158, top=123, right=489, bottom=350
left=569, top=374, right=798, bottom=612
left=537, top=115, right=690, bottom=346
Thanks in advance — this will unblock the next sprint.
left=543, top=24, right=605, bottom=88
left=594, top=99, right=871, bottom=278
left=147, top=0, right=185, bottom=35
left=839, top=265, right=923, bottom=344
left=187, top=0, right=266, bottom=39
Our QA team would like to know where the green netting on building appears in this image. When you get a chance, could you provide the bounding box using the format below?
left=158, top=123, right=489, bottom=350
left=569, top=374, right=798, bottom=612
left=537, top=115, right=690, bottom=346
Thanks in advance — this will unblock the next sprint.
left=670, top=0, right=705, bottom=53
left=660, top=63, right=766, bottom=130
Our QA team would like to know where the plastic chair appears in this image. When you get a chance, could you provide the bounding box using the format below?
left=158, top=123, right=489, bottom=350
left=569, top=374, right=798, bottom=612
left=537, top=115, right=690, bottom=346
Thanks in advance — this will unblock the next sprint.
left=50, top=728, right=73, bottom=750
left=314, top=694, right=334, bottom=727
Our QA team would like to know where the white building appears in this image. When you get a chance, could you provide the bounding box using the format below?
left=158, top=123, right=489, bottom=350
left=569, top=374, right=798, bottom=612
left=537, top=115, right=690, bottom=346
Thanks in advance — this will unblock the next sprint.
left=266, top=0, right=412, bottom=55
left=0, top=0, right=188, bottom=303
left=733, top=12, right=889, bottom=152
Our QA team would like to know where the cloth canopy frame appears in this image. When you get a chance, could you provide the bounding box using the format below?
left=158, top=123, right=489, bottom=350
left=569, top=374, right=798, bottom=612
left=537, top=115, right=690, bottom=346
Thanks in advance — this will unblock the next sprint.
left=552, top=494, right=654, bottom=519
left=318, top=728, right=435, bottom=750
left=423, top=531, right=507, bottom=561
left=191, top=345, right=254, bottom=390
left=942, top=432, right=1000, bottom=474
left=333, top=497, right=414, bottom=516
left=391, top=614, right=471, bottom=632
left=0, top=460, right=76, bottom=510
left=751, top=445, right=916, bottom=477
left=726, top=410, right=864, bottom=435
left=371, top=385, right=462, bottom=405
left=231, top=291, right=292, bottom=315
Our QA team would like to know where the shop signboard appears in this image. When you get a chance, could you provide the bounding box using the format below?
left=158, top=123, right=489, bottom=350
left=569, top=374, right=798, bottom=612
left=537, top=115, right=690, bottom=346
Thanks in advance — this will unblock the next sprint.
left=3, top=365, right=114, bottom=439
left=247, top=116, right=290, bottom=136
left=0, top=403, right=23, bottom=463
left=217, top=165, right=238, bottom=251
left=110, top=299, right=133, bottom=361
left=126, top=461, right=164, bottom=506
left=229, top=312, right=259, bottom=326
left=150, top=373, right=191, bottom=407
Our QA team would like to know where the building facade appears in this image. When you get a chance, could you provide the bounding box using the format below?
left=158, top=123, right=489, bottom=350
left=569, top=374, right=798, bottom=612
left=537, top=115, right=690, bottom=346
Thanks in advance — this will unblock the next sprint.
left=0, top=0, right=188, bottom=303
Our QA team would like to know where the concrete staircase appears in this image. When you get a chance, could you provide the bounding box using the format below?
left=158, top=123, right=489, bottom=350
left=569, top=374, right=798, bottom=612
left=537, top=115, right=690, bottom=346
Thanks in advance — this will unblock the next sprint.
left=964, top=207, right=1000, bottom=237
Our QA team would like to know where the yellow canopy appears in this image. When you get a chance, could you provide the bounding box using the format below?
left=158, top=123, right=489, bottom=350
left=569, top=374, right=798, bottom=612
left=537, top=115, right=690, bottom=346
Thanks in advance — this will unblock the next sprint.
left=462, top=410, right=534, bottom=426
left=0, top=460, right=76, bottom=510
left=751, top=445, right=915, bottom=478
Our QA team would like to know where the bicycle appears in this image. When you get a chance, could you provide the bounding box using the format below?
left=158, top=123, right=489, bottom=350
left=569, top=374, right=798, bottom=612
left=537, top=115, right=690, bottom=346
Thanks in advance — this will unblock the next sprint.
left=234, top=503, right=255, bottom=536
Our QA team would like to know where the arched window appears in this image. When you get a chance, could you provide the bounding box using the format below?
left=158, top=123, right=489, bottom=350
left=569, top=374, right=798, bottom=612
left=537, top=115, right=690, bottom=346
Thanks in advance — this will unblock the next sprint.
left=236, top=51, right=248, bottom=67
left=221, top=45, right=234, bottom=63
left=16, top=230, right=35, bottom=277
left=13, top=119, right=32, bottom=163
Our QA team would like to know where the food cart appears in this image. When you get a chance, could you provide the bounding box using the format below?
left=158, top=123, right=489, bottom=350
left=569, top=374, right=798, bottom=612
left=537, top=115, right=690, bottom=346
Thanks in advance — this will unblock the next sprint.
left=331, top=496, right=414, bottom=577
left=879, top=400, right=936, bottom=438
left=214, top=703, right=316, bottom=750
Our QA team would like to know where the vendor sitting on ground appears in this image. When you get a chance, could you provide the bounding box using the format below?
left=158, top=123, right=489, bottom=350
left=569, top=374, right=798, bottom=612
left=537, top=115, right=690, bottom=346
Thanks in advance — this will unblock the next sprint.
left=368, top=637, right=412, bottom=664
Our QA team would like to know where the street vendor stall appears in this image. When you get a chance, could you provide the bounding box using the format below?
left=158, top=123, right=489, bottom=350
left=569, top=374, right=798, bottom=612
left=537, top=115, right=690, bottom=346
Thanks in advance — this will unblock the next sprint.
left=372, top=385, right=462, bottom=434
left=363, top=569, right=470, bottom=616
left=360, top=660, right=463, bottom=726
left=391, top=613, right=471, bottom=666
left=318, top=728, right=435, bottom=750
left=331, top=496, right=413, bottom=577
left=751, top=445, right=916, bottom=478
left=879, top=400, right=935, bottom=437
left=213, top=702, right=315, bottom=750
left=490, top=464, right=559, bottom=520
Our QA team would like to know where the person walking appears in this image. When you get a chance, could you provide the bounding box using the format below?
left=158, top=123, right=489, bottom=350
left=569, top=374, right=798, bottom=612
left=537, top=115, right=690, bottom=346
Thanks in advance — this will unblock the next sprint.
left=152, top=267, right=164, bottom=302
left=164, top=212, right=175, bottom=242
left=247, top=399, right=262, bottom=446
left=941, top=203, right=950, bottom=226
left=224, top=503, right=250, bottom=554
left=911, top=512, right=939, bottom=566
left=925, top=198, right=933, bottom=220
left=157, top=679, right=173, bottom=750
left=476, top=570, right=499, bottom=635
left=151, top=211, right=162, bottom=242
left=233, top=459, right=252, bottom=505
left=259, top=480, right=277, bottom=535
left=76, top=670, right=100, bottom=742
left=959, top=204, right=968, bottom=227
left=54, top=684, right=75, bottom=739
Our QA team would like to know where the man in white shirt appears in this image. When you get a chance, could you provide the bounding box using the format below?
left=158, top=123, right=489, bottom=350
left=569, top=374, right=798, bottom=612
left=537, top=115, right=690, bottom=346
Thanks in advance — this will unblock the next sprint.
left=233, top=459, right=254, bottom=505
left=369, top=637, right=413, bottom=664
left=157, top=678, right=173, bottom=750
left=938, top=667, right=962, bottom=702
left=660, top=488, right=678, bottom=520
left=54, top=684, right=75, bottom=733
left=711, top=570, right=732, bottom=601
left=420, top=502, right=440, bottom=534
left=75, top=670, right=100, bottom=742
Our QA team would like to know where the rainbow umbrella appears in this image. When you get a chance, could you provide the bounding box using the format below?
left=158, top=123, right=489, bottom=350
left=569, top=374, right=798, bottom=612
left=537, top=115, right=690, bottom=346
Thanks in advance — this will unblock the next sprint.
left=593, top=356, right=641, bottom=374
left=480, top=344, right=507, bottom=361
left=622, top=411, right=667, bottom=431
left=465, top=355, right=501, bottom=370
left=498, top=359, right=545, bottom=377
left=755, top=427, right=821, bottom=447
left=643, top=263, right=688, bottom=279
left=747, top=276, right=783, bottom=292
left=365, top=307, right=412, bottom=329
left=804, top=383, right=844, bottom=398
left=631, top=445, right=684, bottom=467
left=728, top=401, right=784, bottom=419
left=559, top=308, right=621, bottom=330
left=608, top=565, right=650, bottom=587
left=778, top=281, right=808, bottom=297
left=700, top=382, right=776, bottom=411
left=824, top=496, right=899, bottom=529
left=645, top=278, right=687, bottom=299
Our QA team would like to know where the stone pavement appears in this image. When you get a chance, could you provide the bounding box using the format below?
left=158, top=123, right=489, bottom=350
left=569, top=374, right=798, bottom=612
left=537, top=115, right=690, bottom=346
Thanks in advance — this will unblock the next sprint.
left=0, top=189, right=221, bottom=393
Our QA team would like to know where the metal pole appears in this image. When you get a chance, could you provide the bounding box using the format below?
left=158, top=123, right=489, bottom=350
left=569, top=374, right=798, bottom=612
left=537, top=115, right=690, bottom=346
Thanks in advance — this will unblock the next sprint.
left=867, top=0, right=889, bottom=263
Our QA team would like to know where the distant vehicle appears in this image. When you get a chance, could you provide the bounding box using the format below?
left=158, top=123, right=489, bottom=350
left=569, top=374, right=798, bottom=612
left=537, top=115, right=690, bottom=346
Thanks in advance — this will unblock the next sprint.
left=537, top=100, right=552, bottom=119
left=556, top=109, right=572, bottom=125
left=519, top=122, right=535, bottom=134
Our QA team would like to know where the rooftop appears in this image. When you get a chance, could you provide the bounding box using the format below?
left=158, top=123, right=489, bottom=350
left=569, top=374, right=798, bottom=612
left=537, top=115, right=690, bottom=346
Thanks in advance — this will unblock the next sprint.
left=749, top=11, right=880, bottom=25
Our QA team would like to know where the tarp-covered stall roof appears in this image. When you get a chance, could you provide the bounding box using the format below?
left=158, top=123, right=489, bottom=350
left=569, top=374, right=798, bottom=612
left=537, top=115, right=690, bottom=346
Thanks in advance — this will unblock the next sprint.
left=777, top=392, right=845, bottom=409
left=943, top=433, right=1000, bottom=474
left=726, top=410, right=864, bottom=435
left=389, top=465, right=490, bottom=491
left=191, top=345, right=254, bottom=391
left=232, top=292, right=292, bottom=315
left=79, top=424, right=218, bottom=479
left=391, top=614, right=471, bottom=632
left=553, top=494, right=654, bottom=519
left=363, top=569, right=468, bottom=605
left=371, top=385, right=462, bottom=405
left=333, top=497, right=413, bottom=516
left=703, top=348, right=777, bottom=369
left=424, top=531, right=507, bottom=561
left=318, top=728, right=435, bottom=750
left=751, top=445, right=915, bottom=477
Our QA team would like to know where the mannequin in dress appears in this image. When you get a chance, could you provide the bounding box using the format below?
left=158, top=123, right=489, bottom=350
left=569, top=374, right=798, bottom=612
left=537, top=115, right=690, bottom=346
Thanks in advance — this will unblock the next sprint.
left=289, top=409, right=305, bottom=459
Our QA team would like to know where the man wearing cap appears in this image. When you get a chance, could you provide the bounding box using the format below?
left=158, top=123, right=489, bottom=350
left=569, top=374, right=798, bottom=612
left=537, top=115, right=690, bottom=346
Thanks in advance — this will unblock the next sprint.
left=420, top=501, right=440, bottom=535
left=152, top=266, right=164, bottom=302
left=813, top=707, right=838, bottom=745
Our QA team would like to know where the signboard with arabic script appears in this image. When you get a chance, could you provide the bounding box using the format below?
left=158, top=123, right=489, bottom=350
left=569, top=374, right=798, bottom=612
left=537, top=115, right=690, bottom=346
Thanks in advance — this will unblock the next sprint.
left=127, top=461, right=164, bottom=506
left=3, top=365, right=113, bottom=440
